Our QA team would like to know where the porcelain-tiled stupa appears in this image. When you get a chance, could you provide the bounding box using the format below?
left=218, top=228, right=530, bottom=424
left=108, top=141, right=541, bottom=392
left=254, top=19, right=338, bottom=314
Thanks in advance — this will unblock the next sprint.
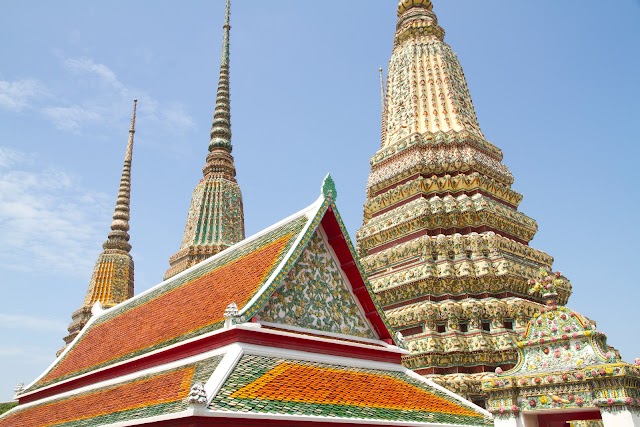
left=357, top=0, right=572, bottom=404
left=164, top=0, right=245, bottom=280
left=58, top=100, right=138, bottom=356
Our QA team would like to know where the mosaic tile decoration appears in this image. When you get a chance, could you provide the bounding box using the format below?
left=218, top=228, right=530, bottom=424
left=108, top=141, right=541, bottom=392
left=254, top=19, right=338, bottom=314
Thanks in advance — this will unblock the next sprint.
left=210, top=354, right=491, bottom=426
left=258, top=231, right=376, bottom=339
left=30, top=216, right=307, bottom=392
left=0, top=355, right=223, bottom=427
left=356, top=0, right=569, bottom=400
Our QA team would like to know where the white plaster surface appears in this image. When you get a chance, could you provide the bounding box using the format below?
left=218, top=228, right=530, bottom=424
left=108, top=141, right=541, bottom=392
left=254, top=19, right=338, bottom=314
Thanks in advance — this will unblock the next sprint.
left=521, top=413, right=539, bottom=427
left=493, top=415, right=524, bottom=427
left=601, top=409, right=640, bottom=427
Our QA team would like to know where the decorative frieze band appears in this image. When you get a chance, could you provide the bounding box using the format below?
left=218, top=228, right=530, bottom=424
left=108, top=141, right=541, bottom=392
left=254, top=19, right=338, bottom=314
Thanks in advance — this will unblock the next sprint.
left=361, top=232, right=554, bottom=274
left=367, top=144, right=514, bottom=195
left=374, top=274, right=570, bottom=308
left=357, top=194, right=538, bottom=249
left=363, top=173, right=523, bottom=220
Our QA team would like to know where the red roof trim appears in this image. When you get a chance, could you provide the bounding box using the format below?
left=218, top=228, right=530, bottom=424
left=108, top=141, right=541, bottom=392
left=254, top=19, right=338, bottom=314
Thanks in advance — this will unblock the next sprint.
left=140, top=416, right=425, bottom=427
left=20, top=327, right=400, bottom=405
left=321, top=207, right=393, bottom=341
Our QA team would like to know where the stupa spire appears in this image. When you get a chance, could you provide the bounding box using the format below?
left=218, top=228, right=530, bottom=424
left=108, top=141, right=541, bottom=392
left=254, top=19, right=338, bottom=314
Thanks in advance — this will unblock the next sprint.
left=165, top=0, right=245, bottom=280
left=59, top=100, right=138, bottom=356
left=103, top=98, right=137, bottom=253
left=379, top=67, right=388, bottom=146
left=209, top=0, right=232, bottom=152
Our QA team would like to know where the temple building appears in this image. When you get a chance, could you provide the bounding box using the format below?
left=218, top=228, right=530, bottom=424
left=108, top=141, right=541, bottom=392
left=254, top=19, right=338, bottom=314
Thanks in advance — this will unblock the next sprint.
left=164, top=0, right=245, bottom=281
left=0, top=177, right=491, bottom=427
left=58, top=99, right=138, bottom=356
left=357, top=0, right=571, bottom=404
left=4, top=1, right=639, bottom=426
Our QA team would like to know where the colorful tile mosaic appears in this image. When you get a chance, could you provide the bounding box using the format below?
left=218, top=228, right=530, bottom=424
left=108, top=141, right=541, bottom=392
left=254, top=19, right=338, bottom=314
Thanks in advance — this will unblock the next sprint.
left=210, top=354, right=491, bottom=425
left=483, top=272, right=640, bottom=417
left=258, top=231, right=376, bottom=339
left=0, top=355, right=223, bottom=427
left=357, top=0, right=568, bottom=401
left=30, top=217, right=307, bottom=392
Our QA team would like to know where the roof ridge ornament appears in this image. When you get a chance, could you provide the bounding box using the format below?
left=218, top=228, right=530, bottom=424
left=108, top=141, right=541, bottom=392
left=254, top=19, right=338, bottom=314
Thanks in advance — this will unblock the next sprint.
left=322, top=174, right=337, bottom=202
left=13, top=382, right=24, bottom=398
left=187, top=382, right=208, bottom=406
left=224, top=302, right=239, bottom=328
left=91, top=301, right=105, bottom=316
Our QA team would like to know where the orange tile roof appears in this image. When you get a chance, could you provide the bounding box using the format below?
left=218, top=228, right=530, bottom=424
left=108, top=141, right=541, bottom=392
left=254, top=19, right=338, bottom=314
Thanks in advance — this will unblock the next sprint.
left=38, top=233, right=293, bottom=387
left=0, top=367, right=193, bottom=427
left=231, top=362, right=482, bottom=417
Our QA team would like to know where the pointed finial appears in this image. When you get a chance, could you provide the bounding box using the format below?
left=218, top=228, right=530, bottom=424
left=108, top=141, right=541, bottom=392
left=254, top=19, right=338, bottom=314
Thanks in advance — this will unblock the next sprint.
left=379, top=67, right=386, bottom=115
left=125, top=99, right=137, bottom=162
left=379, top=67, right=388, bottom=146
left=209, top=0, right=233, bottom=152
left=398, top=0, right=433, bottom=16
left=322, top=174, right=337, bottom=202
left=103, top=99, right=137, bottom=253
left=224, top=0, right=231, bottom=28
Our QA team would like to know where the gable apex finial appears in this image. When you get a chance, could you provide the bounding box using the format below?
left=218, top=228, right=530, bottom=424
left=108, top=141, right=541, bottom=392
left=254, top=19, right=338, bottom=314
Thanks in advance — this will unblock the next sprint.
left=322, top=174, right=337, bottom=202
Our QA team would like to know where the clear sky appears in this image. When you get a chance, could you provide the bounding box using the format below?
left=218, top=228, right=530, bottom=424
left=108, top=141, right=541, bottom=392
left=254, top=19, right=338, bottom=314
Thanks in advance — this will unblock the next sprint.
left=0, top=1, right=638, bottom=402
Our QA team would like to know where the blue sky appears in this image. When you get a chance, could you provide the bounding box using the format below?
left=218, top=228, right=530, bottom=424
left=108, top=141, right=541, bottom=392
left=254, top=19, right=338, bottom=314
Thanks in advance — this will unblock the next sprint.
left=0, top=1, right=638, bottom=402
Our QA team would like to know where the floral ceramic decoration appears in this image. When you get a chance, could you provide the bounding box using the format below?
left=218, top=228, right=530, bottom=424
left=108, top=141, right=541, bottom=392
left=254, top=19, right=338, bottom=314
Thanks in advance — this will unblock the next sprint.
left=259, top=232, right=376, bottom=339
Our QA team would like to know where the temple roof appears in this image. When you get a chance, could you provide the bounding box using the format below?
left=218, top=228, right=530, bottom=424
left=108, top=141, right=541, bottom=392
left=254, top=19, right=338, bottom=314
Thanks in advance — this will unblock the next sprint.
left=209, top=352, right=491, bottom=425
left=0, top=353, right=222, bottom=427
left=20, top=177, right=392, bottom=396
left=1, top=345, right=491, bottom=427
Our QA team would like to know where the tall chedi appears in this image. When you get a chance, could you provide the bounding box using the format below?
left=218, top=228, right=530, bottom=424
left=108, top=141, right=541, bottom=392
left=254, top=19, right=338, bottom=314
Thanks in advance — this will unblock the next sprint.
left=164, top=0, right=244, bottom=280
left=59, top=99, right=138, bottom=356
left=357, top=0, right=572, bottom=405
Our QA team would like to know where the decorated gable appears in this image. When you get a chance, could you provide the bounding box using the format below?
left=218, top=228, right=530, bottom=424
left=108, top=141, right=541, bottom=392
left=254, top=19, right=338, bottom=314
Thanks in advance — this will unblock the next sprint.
left=484, top=270, right=640, bottom=418
left=258, top=229, right=377, bottom=339
left=518, top=305, right=609, bottom=375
